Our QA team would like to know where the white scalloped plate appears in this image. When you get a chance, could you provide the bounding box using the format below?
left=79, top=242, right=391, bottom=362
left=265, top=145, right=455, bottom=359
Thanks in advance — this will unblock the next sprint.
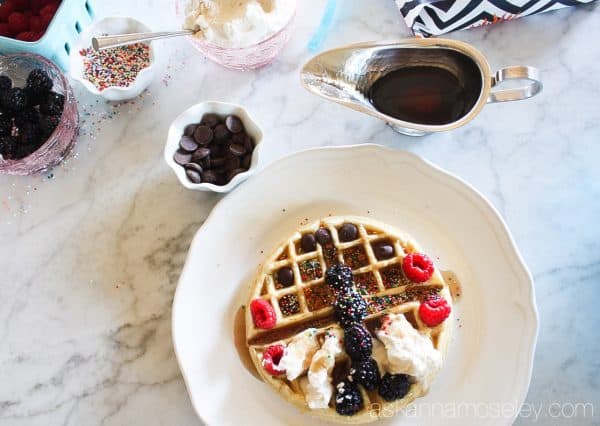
left=172, top=145, right=538, bottom=425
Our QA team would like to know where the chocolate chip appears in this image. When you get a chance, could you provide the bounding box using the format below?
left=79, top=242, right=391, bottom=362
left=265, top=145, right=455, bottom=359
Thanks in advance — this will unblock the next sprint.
left=315, top=227, right=332, bottom=245
left=372, top=240, right=394, bottom=260
left=241, top=154, right=252, bottom=169
left=225, top=115, right=243, bottom=133
left=201, top=170, right=218, bottom=184
left=277, top=267, right=294, bottom=287
left=193, top=125, right=213, bottom=145
left=173, top=149, right=192, bottom=165
left=225, top=156, right=241, bottom=170
left=301, top=234, right=317, bottom=252
left=184, top=123, right=197, bottom=137
left=229, top=143, right=246, bottom=157
left=191, top=147, right=210, bottom=162
left=231, top=133, right=245, bottom=145
left=179, top=136, right=198, bottom=152
left=213, top=124, right=230, bottom=141
left=201, top=113, right=220, bottom=128
left=185, top=169, right=202, bottom=183
left=210, top=156, right=226, bottom=167
left=212, top=174, right=224, bottom=186
left=339, top=223, right=359, bottom=242
left=209, top=144, right=224, bottom=156
left=227, top=168, right=245, bottom=182
left=243, top=135, right=255, bottom=152
left=184, top=162, right=203, bottom=174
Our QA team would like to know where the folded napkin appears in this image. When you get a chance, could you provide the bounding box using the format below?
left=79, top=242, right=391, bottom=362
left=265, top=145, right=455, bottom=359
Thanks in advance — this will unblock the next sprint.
left=395, top=0, right=595, bottom=37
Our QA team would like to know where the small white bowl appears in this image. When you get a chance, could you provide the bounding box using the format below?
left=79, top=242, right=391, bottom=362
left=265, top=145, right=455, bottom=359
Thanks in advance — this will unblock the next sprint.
left=164, top=101, right=263, bottom=193
left=69, top=17, right=156, bottom=102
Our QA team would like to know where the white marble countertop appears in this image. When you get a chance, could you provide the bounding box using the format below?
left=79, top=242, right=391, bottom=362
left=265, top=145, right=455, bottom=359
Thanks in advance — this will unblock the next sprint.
left=1, top=1, right=599, bottom=425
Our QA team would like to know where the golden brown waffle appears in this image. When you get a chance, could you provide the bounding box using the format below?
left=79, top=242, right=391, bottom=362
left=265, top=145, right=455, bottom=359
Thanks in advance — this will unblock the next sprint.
left=244, top=216, right=453, bottom=423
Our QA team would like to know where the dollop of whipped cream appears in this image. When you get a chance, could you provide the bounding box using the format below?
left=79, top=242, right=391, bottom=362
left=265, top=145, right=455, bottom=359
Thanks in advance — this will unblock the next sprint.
left=305, top=329, right=343, bottom=409
left=278, top=328, right=319, bottom=381
left=183, top=0, right=296, bottom=48
left=376, top=313, right=442, bottom=384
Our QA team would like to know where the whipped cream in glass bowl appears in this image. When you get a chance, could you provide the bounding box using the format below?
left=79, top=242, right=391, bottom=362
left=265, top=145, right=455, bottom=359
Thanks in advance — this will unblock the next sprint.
left=177, top=0, right=296, bottom=70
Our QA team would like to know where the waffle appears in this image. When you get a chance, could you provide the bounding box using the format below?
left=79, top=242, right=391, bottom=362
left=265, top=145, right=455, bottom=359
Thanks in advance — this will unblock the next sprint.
left=245, top=216, right=453, bottom=423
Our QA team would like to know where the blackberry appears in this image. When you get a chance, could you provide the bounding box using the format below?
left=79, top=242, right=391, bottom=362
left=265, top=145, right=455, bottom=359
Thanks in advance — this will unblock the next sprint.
left=17, top=121, right=41, bottom=146
left=15, top=142, right=39, bottom=160
left=325, top=264, right=354, bottom=292
left=350, top=358, right=380, bottom=391
left=15, top=108, right=40, bottom=126
left=0, top=136, right=18, bottom=159
left=40, top=91, right=64, bottom=116
left=2, top=88, right=28, bottom=114
left=26, top=69, right=53, bottom=98
left=378, top=373, right=410, bottom=401
left=344, top=323, right=372, bottom=360
left=40, top=114, right=60, bottom=137
left=0, top=115, right=12, bottom=136
left=334, top=291, right=367, bottom=328
left=0, top=75, right=12, bottom=91
left=335, top=380, right=363, bottom=416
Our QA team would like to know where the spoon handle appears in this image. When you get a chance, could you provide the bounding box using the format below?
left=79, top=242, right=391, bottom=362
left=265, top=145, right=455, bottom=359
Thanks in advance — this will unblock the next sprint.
left=92, top=30, right=194, bottom=51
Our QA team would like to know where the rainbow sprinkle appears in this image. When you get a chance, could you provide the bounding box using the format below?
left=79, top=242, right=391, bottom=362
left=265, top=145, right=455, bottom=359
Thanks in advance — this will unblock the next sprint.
left=80, top=43, right=151, bottom=91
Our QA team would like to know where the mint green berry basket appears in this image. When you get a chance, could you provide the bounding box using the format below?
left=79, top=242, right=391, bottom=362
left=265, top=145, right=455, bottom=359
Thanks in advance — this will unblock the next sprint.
left=0, top=0, right=95, bottom=70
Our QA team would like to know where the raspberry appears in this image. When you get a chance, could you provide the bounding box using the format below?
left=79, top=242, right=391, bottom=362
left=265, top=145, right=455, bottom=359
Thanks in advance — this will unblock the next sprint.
left=344, top=323, right=372, bottom=360
left=250, top=298, right=276, bottom=329
left=419, top=295, right=451, bottom=327
left=335, top=380, right=363, bottom=416
left=261, top=344, right=285, bottom=376
left=39, top=12, right=52, bottom=29
left=7, top=12, right=28, bottom=34
left=12, top=0, right=31, bottom=11
left=30, top=0, right=43, bottom=12
left=325, top=264, right=354, bottom=293
left=0, top=2, right=16, bottom=21
left=0, top=23, right=12, bottom=38
left=16, top=31, right=37, bottom=41
left=378, top=373, right=410, bottom=401
left=40, top=2, right=58, bottom=17
left=28, top=15, right=42, bottom=32
left=402, top=252, right=434, bottom=283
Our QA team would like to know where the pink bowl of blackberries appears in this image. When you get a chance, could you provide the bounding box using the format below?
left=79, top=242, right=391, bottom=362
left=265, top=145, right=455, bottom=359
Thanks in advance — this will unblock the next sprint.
left=0, top=53, right=79, bottom=175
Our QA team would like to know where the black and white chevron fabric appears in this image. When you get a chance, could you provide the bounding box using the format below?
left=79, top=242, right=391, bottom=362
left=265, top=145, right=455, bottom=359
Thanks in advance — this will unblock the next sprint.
left=395, top=0, right=595, bottom=36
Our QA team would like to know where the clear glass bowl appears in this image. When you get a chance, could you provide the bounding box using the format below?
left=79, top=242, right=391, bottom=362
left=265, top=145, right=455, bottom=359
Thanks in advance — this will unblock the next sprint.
left=0, top=54, right=79, bottom=176
left=175, top=0, right=295, bottom=70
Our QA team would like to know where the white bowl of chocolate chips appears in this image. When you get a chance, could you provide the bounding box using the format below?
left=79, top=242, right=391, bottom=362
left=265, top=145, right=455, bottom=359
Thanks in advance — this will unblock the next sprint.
left=165, top=101, right=263, bottom=193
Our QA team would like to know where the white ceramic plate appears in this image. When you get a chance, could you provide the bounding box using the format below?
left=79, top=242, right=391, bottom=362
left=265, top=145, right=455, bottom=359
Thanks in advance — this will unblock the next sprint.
left=172, top=145, right=538, bottom=426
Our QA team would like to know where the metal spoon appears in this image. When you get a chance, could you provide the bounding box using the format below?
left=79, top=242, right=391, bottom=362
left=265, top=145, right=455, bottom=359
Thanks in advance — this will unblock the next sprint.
left=92, top=30, right=194, bottom=51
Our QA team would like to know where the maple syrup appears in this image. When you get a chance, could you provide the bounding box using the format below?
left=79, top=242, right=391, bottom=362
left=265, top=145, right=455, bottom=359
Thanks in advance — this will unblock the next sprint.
left=368, top=66, right=479, bottom=125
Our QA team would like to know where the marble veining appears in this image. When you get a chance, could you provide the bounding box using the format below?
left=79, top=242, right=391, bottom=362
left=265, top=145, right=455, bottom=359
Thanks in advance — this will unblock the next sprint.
left=1, top=0, right=599, bottom=425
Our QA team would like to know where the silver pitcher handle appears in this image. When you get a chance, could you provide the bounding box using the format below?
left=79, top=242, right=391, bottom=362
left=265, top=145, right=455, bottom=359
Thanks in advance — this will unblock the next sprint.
left=487, top=66, right=542, bottom=103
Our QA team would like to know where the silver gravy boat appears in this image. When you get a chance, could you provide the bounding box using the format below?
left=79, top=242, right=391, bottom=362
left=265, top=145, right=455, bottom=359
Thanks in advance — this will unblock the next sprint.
left=300, top=39, right=542, bottom=136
